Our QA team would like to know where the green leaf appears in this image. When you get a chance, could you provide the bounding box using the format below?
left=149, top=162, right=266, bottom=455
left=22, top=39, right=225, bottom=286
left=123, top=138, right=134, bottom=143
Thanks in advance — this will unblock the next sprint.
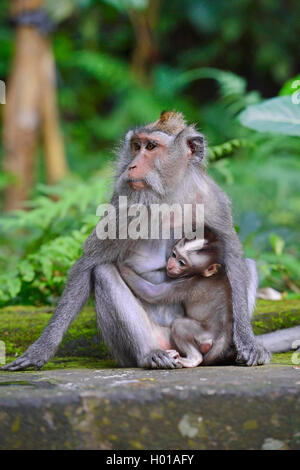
left=270, top=234, right=285, bottom=256
left=19, top=261, right=35, bottom=283
left=279, top=75, right=300, bottom=96
left=41, top=258, right=53, bottom=280
left=7, top=277, right=21, bottom=298
left=238, top=96, right=300, bottom=136
left=102, top=0, right=148, bottom=12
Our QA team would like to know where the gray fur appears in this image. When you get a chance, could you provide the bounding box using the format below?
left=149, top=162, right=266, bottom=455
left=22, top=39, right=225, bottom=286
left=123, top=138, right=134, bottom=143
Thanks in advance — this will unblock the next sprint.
left=258, top=326, right=300, bottom=353
left=2, top=122, right=294, bottom=371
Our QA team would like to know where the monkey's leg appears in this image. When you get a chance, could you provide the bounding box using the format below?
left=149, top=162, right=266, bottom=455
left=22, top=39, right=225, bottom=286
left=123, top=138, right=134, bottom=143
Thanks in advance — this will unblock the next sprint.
left=2, top=255, right=94, bottom=371
left=94, top=264, right=181, bottom=369
left=245, top=258, right=259, bottom=318
left=171, top=318, right=205, bottom=368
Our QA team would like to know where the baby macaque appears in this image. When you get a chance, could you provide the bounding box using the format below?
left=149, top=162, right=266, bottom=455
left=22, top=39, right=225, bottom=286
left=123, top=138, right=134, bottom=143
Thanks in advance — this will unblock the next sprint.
left=119, top=230, right=235, bottom=368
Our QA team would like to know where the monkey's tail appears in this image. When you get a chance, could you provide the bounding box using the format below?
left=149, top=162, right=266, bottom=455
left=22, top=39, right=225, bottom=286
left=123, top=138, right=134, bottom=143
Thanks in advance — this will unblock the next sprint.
left=257, top=326, right=300, bottom=353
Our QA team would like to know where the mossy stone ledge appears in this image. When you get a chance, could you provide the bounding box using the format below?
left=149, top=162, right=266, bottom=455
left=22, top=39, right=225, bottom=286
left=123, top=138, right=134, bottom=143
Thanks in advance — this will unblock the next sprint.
left=0, top=300, right=299, bottom=449
left=0, top=299, right=299, bottom=360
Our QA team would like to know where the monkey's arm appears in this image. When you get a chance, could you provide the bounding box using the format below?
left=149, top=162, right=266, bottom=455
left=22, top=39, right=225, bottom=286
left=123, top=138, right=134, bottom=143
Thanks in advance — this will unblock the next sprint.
left=1, top=255, right=94, bottom=371
left=204, top=181, right=271, bottom=366
left=119, top=265, right=186, bottom=304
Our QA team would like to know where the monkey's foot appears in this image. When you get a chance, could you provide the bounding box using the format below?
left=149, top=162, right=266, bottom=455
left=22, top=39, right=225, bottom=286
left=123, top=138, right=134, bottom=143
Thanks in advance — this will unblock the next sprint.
left=236, top=342, right=271, bottom=366
left=1, top=346, right=50, bottom=371
left=140, top=349, right=182, bottom=369
left=166, top=349, right=181, bottom=361
left=166, top=349, right=203, bottom=368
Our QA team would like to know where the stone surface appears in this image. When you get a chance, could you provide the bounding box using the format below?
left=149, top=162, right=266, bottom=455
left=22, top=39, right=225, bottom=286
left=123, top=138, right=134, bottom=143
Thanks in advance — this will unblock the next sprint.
left=0, top=363, right=299, bottom=450
left=0, top=300, right=299, bottom=449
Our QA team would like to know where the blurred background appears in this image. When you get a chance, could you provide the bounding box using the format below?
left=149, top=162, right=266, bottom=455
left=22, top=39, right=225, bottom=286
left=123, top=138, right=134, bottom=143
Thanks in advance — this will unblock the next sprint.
left=0, top=0, right=299, bottom=307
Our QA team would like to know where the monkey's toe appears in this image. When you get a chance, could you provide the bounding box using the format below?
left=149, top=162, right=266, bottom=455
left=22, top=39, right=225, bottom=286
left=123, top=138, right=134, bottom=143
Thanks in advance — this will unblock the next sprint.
left=1, top=353, right=47, bottom=371
left=141, top=349, right=182, bottom=369
left=236, top=343, right=271, bottom=366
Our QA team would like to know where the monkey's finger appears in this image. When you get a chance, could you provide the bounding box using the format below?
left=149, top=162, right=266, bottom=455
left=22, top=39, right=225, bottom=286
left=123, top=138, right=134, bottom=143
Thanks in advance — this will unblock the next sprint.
left=246, top=351, right=257, bottom=367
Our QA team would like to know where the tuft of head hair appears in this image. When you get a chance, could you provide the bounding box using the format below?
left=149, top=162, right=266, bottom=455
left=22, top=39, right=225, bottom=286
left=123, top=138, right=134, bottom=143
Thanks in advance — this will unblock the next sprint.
left=146, top=110, right=187, bottom=136
left=184, top=238, right=205, bottom=252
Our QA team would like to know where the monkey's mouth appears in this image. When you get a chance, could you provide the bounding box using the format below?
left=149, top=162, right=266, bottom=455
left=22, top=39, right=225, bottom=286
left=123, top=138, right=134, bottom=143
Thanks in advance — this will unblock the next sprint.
left=167, top=272, right=177, bottom=278
left=167, top=270, right=184, bottom=278
left=127, top=178, right=147, bottom=190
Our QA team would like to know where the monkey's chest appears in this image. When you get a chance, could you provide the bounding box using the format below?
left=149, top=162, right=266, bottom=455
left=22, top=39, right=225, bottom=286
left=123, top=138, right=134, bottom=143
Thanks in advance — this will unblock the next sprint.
left=125, top=239, right=172, bottom=282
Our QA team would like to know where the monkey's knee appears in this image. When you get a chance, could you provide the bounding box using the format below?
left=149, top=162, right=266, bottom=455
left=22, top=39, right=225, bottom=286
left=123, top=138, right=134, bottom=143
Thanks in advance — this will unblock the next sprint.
left=171, top=318, right=202, bottom=338
left=171, top=318, right=188, bottom=333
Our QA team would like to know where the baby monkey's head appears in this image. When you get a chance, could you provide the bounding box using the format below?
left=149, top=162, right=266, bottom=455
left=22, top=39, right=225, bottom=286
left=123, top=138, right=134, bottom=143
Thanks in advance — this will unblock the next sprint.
left=166, top=229, right=222, bottom=279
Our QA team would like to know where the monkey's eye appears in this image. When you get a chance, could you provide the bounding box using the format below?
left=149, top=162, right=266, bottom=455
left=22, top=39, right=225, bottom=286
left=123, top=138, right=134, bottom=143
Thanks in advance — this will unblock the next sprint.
left=146, top=142, right=157, bottom=151
left=132, top=142, right=141, bottom=151
left=178, top=259, right=186, bottom=267
left=172, top=251, right=176, bottom=258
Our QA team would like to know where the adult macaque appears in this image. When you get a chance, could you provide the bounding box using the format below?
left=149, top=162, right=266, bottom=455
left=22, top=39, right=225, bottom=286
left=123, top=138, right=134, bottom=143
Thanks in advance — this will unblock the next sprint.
left=3, top=111, right=298, bottom=372
left=119, top=232, right=236, bottom=367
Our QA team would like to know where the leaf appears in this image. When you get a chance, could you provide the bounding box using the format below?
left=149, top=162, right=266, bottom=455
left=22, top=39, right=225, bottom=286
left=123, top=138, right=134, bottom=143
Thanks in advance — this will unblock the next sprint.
left=41, top=258, right=53, bottom=280
left=101, top=0, right=148, bottom=12
left=177, top=67, right=247, bottom=97
left=7, top=277, right=21, bottom=298
left=270, top=234, right=285, bottom=256
left=238, top=96, right=300, bottom=136
left=19, top=261, right=35, bottom=283
left=279, top=75, right=300, bottom=96
left=45, top=0, right=76, bottom=22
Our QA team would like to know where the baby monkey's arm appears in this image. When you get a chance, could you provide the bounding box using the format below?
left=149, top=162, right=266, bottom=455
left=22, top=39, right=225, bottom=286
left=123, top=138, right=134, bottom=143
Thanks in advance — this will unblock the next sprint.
left=118, top=265, right=187, bottom=304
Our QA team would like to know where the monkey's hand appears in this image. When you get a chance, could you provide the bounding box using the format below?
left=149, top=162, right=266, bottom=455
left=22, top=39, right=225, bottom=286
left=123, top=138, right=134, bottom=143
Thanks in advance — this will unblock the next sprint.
left=235, top=339, right=271, bottom=366
left=138, top=349, right=182, bottom=369
left=117, top=264, right=136, bottom=279
left=1, top=341, right=53, bottom=371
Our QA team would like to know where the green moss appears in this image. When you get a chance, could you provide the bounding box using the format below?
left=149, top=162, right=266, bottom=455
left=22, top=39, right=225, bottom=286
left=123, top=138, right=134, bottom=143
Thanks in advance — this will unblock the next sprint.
left=5, top=356, right=117, bottom=370
left=255, top=298, right=300, bottom=314
left=1, top=300, right=299, bottom=360
left=0, top=306, right=109, bottom=359
left=253, top=299, right=300, bottom=334
left=271, top=352, right=295, bottom=366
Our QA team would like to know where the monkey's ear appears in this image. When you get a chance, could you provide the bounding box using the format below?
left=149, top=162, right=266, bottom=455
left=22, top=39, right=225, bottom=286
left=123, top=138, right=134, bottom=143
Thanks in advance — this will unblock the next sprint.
left=202, top=263, right=221, bottom=277
left=187, top=135, right=205, bottom=159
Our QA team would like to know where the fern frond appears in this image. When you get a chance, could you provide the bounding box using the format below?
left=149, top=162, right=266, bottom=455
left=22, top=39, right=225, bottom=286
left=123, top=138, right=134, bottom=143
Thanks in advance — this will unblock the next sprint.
left=208, top=139, right=254, bottom=161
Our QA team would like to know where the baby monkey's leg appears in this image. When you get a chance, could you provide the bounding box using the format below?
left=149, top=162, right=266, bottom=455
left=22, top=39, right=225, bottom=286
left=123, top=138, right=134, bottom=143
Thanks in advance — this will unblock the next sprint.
left=170, top=318, right=213, bottom=368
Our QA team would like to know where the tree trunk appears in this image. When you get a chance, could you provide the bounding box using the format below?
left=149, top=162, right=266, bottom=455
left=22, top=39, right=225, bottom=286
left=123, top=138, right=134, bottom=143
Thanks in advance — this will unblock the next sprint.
left=39, top=37, right=68, bottom=185
left=129, top=0, right=161, bottom=82
left=3, top=0, right=68, bottom=211
left=3, top=26, right=41, bottom=211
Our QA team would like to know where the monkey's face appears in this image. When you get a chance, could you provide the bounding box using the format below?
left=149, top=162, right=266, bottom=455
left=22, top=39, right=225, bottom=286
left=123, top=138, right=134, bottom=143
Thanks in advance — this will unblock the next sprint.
left=166, top=246, right=191, bottom=278
left=167, top=240, right=221, bottom=279
left=115, top=120, right=206, bottom=205
left=126, top=132, right=172, bottom=191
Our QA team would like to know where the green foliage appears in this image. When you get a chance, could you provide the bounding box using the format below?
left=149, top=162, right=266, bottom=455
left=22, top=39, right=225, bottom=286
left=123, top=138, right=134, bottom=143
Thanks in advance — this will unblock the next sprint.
left=238, top=96, right=300, bottom=136
left=208, top=139, right=254, bottom=161
left=279, top=75, right=300, bottom=96
left=0, top=0, right=299, bottom=305
left=0, top=169, right=112, bottom=305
